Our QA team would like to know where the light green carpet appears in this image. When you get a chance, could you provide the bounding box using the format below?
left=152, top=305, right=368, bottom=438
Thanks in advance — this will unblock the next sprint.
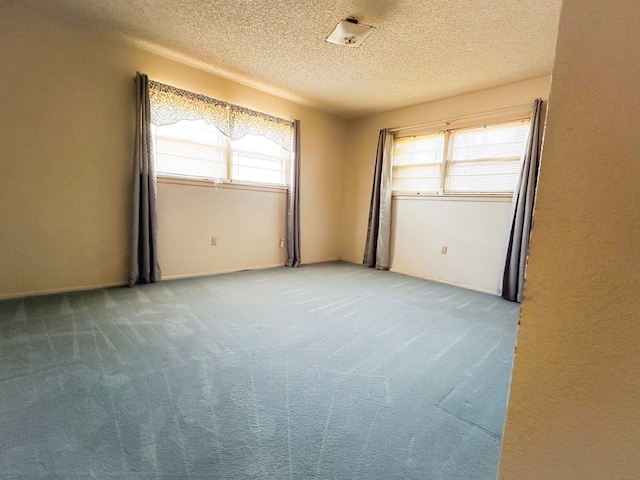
left=0, top=262, right=520, bottom=479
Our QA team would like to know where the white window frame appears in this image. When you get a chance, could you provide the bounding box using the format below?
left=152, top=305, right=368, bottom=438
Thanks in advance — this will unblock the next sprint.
left=152, top=121, right=290, bottom=189
left=391, top=113, right=531, bottom=198
left=229, top=134, right=290, bottom=188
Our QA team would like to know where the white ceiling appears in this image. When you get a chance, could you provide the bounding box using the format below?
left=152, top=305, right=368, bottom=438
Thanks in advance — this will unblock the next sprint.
left=26, top=0, right=562, bottom=119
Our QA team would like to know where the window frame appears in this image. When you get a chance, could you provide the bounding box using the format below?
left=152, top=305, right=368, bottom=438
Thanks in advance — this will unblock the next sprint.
left=151, top=120, right=290, bottom=190
left=391, top=113, right=531, bottom=198
left=392, top=131, right=447, bottom=195
left=229, top=134, right=290, bottom=187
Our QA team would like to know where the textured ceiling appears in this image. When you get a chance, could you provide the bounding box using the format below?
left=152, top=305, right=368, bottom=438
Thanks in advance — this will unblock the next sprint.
left=23, top=0, right=562, bottom=118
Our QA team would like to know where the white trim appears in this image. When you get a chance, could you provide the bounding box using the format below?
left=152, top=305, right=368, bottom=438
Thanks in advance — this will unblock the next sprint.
left=389, top=268, right=499, bottom=295
left=0, top=263, right=289, bottom=299
left=392, top=193, right=513, bottom=202
left=1, top=262, right=498, bottom=300
left=157, top=175, right=287, bottom=193
left=160, top=263, right=286, bottom=281
left=0, top=281, right=127, bottom=300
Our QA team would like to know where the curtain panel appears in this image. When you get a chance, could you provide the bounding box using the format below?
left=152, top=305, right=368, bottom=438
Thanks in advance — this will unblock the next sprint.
left=129, top=73, right=161, bottom=286
left=363, top=129, right=393, bottom=270
left=286, top=120, right=301, bottom=267
left=502, top=98, right=544, bottom=302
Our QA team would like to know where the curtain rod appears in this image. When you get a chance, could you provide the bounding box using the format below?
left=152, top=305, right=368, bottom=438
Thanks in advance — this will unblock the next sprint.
left=388, top=103, right=534, bottom=133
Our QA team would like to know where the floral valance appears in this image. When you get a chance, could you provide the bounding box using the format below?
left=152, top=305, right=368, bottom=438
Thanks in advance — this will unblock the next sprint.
left=148, top=80, right=295, bottom=151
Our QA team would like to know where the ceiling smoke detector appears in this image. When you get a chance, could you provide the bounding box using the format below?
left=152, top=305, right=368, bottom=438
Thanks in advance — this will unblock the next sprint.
left=326, top=17, right=374, bottom=48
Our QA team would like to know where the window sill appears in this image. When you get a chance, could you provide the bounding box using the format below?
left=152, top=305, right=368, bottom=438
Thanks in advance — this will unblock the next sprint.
left=392, top=192, right=513, bottom=202
left=157, top=175, right=287, bottom=193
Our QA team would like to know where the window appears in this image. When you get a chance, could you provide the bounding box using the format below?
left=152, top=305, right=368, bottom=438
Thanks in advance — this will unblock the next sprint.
left=147, top=80, right=295, bottom=187
left=392, top=119, right=530, bottom=195
left=153, top=120, right=227, bottom=180
left=152, top=120, right=289, bottom=186
left=392, top=132, right=445, bottom=193
left=231, top=134, right=288, bottom=185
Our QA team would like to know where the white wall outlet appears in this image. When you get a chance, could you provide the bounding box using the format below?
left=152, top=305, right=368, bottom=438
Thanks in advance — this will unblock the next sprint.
left=211, top=236, right=217, bottom=246
left=280, top=238, right=285, bottom=248
left=441, top=246, right=448, bottom=254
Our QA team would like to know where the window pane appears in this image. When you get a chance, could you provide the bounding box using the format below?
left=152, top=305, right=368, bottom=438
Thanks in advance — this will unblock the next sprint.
left=233, top=165, right=284, bottom=184
left=393, top=177, right=441, bottom=193
left=153, top=120, right=227, bottom=180
left=451, top=123, right=529, bottom=161
left=446, top=159, right=522, bottom=193
left=445, top=121, right=529, bottom=194
left=393, top=165, right=441, bottom=192
left=155, top=120, right=226, bottom=145
left=232, top=134, right=284, bottom=156
left=231, top=134, right=287, bottom=185
left=392, top=133, right=445, bottom=192
left=393, top=133, right=444, bottom=165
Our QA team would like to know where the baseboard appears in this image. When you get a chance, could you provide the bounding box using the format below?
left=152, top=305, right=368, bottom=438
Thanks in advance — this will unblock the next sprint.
left=161, top=263, right=286, bottom=281
left=297, top=258, right=342, bottom=267
left=1, top=264, right=285, bottom=300
left=162, top=259, right=347, bottom=280
left=0, top=260, right=349, bottom=300
left=389, top=268, right=499, bottom=296
left=0, top=281, right=128, bottom=301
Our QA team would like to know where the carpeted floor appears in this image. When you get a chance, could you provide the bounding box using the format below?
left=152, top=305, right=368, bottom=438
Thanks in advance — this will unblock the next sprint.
left=0, top=262, right=520, bottom=479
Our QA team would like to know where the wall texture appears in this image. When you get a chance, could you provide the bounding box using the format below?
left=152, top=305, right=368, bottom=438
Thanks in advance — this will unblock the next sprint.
left=340, top=77, right=551, bottom=292
left=498, top=1, right=640, bottom=478
left=0, top=4, right=346, bottom=298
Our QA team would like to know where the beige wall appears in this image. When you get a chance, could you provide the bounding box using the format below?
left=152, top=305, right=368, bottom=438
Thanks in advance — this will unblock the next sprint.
left=390, top=198, right=514, bottom=293
left=158, top=182, right=286, bottom=279
left=498, top=1, right=640, bottom=479
left=0, top=5, right=346, bottom=298
left=340, top=77, right=551, bottom=292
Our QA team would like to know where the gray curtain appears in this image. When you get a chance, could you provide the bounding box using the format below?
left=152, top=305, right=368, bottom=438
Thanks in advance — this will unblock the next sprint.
left=363, top=128, right=393, bottom=270
left=129, top=73, right=161, bottom=286
left=286, top=119, right=301, bottom=268
left=502, top=99, right=544, bottom=302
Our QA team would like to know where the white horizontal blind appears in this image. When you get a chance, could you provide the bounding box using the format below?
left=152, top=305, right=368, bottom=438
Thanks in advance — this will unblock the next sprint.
left=153, top=120, right=227, bottom=180
left=391, top=119, right=531, bottom=195
left=392, top=132, right=445, bottom=193
left=231, top=134, right=288, bottom=185
left=152, top=120, right=289, bottom=186
left=445, top=121, right=530, bottom=194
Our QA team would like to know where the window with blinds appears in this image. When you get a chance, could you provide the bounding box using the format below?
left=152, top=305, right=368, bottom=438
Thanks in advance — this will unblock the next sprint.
left=445, top=121, right=530, bottom=194
left=231, top=134, right=288, bottom=185
left=392, top=119, right=530, bottom=195
left=392, top=132, right=445, bottom=193
left=152, top=120, right=227, bottom=180
left=152, top=120, right=289, bottom=186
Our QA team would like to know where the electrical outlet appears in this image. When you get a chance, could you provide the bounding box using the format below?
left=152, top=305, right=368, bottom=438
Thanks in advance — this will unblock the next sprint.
left=441, top=246, right=447, bottom=254
left=211, top=236, right=217, bottom=246
left=279, top=238, right=285, bottom=248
